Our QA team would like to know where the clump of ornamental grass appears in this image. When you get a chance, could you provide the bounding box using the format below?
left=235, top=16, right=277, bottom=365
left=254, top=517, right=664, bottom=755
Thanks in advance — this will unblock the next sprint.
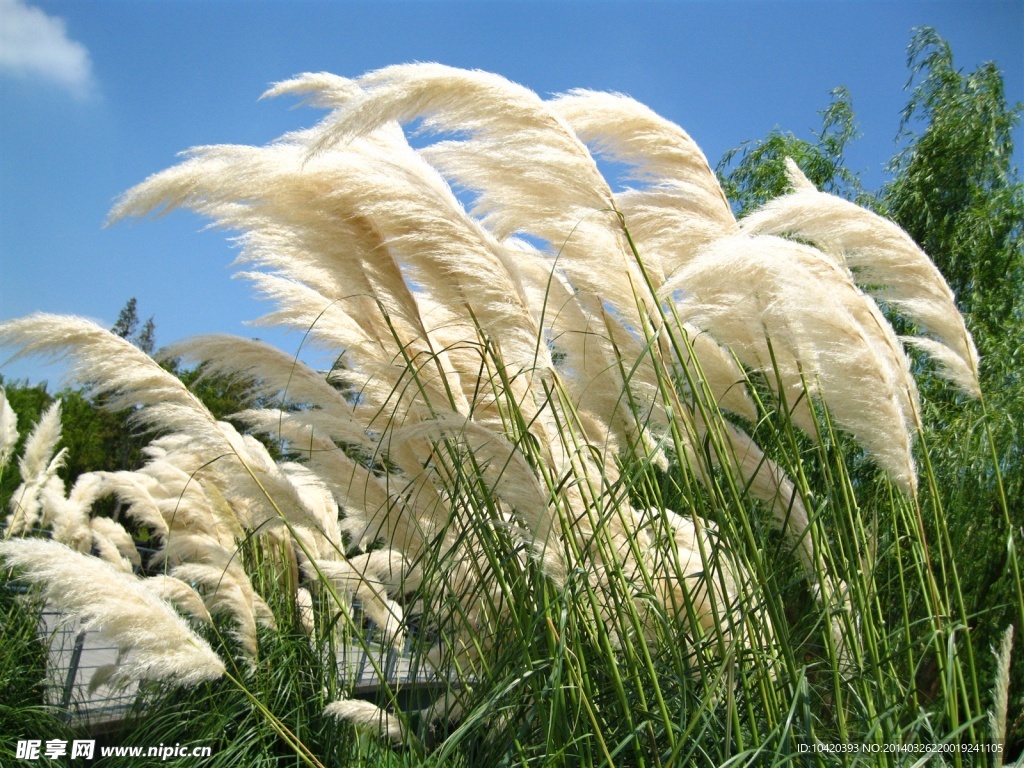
left=1, top=64, right=1013, bottom=767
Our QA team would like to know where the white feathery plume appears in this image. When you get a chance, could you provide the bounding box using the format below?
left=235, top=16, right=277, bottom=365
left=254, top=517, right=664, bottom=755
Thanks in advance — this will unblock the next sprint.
left=200, top=126, right=548, bottom=426
left=356, top=548, right=421, bottom=595
left=260, top=71, right=363, bottom=108
left=544, top=93, right=789, bottom=430
left=87, top=663, right=123, bottom=695
left=31, top=475, right=71, bottom=540
left=160, top=334, right=357, bottom=422
left=284, top=124, right=533, bottom=335
left=642, top=509, right=747, bottom=639
left=740, top=158, right=980, bottom=397
left=551, top=90, right=727, bottom=191
left=680, top=330, right=759, bottom=423
left=110, top=78, right=630, bottom=581
left=663, top=235, right=920, bottom=492
left=898, top=336, right=981, bottom=398
left=279, top=460, right=343, bottom=553
left=109, top=129, right=474, bottom=426
left=106, top=142, right=259, bottom=222
left=0, top=317, right=327, bottom=535
left=989, top=624, right=1014, bottom=766
left=551, top=89, right=737, bottom=285
left=0, top=315, right=212, bottom=434
left=164, top=537, right=278, bottom=657
left=533, top=202, right=757, bottom=431
left=149, top=520, right=272, bottom=642
left=510, top=242, right=671, bottom=469
left=144, top=574, right=214, bottom=625
left=311, top=128, right=548, bottom=385
left=6, top=472, right=53, bottom=537
left=513, top=248, right=655, bottom=455
left=133, top=413, right=322, bottom=542
left=239, top=270, right=447, bottom=424
left=169, top=561, right=260, bottom=657
left=617, top=186, right=738, bottom=283
left=0, top=537, right=225, bottom=687
left=709, top=416, right=849, bottom=660
left=0, top=316, right=284, bottom=520
left=527, top=251, right=753, bottom=467
left=81, top=524, right=128, bottom=573
left=40, top=472, right=101, bottom=553
left=209, top=420, right=330, bottom=534
left=109, top=146, right=415, bottom=364
left=90, top=516, right=142, bottom=571
left=269, top=64, right=654, bottom=331
left=324, top=699, right=406, bottom=742
left=269, top=66, right=612, bottom=221
left=391, top=416, right=565, bottom=580
left=233, top=409, right=428, bottom=557
left=409, top=292, right=561, bottom=464
left=0, top=386, right=18, bottom=470
left=144, top=461, right=228, bottom=538
left=149, top=529, right=227, bottom=568
left=150, top=516, right=273, bottom=640
left=316, top=557, right=406, bottom=647
left=136, top=449, right=244, bottom=546
left=16, top=399, right=63, bottom=481
left=5, top=399, right=67, bottom=535
left=109, top=131, right=443, bottom=389
left=295, top=586, right=315, bottom=635
left=90, top=470, right=169, bottom=539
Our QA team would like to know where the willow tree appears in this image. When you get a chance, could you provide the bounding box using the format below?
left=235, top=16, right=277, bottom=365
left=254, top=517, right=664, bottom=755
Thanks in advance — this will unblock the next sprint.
left=885, top=27, right=1023, bottom=330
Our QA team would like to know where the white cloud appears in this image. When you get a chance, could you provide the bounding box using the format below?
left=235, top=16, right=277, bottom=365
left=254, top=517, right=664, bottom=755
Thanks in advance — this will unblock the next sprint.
left=0, top=0, right=96, bottom=98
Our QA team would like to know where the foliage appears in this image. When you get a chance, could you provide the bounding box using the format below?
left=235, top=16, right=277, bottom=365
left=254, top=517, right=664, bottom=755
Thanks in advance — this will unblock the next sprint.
left=717, top=86, right=871, bottom=213
left=0, top=583, right=74, bottom=759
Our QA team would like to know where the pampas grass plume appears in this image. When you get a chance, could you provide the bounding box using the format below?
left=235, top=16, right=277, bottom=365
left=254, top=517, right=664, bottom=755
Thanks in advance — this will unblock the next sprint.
left=0, top=386, right=18, bottom=470
left=990, top=624, right=1014, bottom=766
left=324, top=699, right=406, bottom=742
left=6, top=400, right=67, bottom=535
left=0, top=537, right=225, bottom=687
left=741, top=158, right=980, bottom=397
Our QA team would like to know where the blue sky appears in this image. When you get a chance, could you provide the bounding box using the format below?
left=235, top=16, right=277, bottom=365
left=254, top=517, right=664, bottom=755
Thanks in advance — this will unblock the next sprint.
left=1, top=0, right=1022, bottom=387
